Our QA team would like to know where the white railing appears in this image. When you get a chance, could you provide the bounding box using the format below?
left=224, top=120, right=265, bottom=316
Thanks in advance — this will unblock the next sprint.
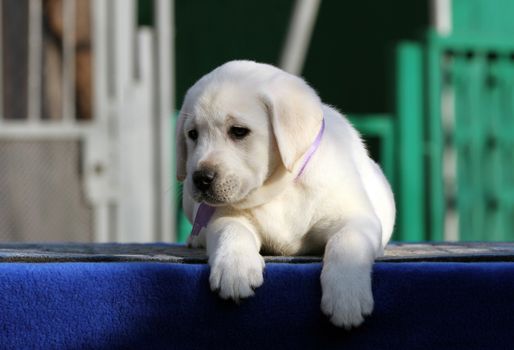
left=0, top=0, right=175, bottom=243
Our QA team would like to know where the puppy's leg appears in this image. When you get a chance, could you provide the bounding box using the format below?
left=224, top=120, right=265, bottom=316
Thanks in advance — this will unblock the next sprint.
left=207, top=217, right=265, bottom=301
left=320, top=217, right=382, bottom=329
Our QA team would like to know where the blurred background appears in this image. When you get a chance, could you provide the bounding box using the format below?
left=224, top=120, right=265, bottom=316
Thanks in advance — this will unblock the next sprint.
left=0, top=0, right=513, bottom=243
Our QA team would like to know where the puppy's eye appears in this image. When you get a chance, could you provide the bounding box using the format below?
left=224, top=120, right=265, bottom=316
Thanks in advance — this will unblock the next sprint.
left=187, top=129, right=198, bottom=141
left=229, top=126, right=250, bottom=140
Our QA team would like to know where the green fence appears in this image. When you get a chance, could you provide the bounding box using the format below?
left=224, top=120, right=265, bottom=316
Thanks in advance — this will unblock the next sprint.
left=335, top=33, right=514, bottom=242
left=425, top=33, right=514, bottom=241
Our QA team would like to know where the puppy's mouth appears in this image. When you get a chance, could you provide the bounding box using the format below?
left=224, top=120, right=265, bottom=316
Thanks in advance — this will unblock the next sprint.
left=190, top=175, right=243, bottom=206
left=193, top=191, right=228, bottom=206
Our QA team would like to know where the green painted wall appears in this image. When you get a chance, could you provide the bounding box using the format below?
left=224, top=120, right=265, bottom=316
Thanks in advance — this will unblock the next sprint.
left=139, top=0, right=430, bottom=113
left=303, top=0, right=429, bottom=114
left=174, top=0, right=294, bottom=107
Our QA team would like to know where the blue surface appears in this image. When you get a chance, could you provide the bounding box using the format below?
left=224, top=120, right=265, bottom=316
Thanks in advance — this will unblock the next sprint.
left=0, top=261, right=514, bottom=349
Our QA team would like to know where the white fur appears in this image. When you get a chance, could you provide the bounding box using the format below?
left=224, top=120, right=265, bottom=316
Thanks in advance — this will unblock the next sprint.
left=177, top=60, right=395, bottom=329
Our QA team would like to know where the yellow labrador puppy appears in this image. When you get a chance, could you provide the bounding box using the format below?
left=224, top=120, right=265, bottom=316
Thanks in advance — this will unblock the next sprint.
left=176, top=61, right=395, bottom=329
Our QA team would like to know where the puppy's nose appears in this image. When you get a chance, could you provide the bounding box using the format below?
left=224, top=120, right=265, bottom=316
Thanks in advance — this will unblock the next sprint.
left=193, top=169, right=217, bottom=192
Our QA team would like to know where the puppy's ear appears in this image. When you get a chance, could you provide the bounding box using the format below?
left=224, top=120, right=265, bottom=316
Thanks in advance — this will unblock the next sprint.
left=175, top=111, right=187, bottom=181
left=261, top=74, right=323, bottom=172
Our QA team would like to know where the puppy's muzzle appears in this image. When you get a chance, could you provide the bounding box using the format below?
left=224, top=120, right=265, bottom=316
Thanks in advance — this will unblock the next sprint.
left=193, top=169, right=217, bottom=193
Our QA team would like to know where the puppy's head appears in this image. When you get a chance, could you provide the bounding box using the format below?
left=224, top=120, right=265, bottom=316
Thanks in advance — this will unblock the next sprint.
left=176, top=60, right=323, bottom=206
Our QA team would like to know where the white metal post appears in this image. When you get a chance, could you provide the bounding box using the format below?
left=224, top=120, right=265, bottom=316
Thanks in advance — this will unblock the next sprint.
left=155, top=0, right=174, bottom=242
left=279, top=0, right=321, bottom=75
left=431, top=0, right=452, bottom=36
left=116, top=27, right=156, bottom=242
left=88, top=0, right=116, bottom=242
left=432, top=0, right=456, bottom=240
left=115, top=0, right=137, bottom=242
left=113, top=0, right=158, bottom=242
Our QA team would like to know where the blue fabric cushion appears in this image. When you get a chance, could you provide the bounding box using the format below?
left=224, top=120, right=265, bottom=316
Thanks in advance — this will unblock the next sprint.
left=0, top=260, right=514, bottom=349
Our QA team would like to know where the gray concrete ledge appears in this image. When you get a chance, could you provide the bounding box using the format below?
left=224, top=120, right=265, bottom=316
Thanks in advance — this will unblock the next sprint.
left=0, top=242, right=514, bottom=263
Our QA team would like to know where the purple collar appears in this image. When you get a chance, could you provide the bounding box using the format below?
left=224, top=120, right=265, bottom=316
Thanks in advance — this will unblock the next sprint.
left=294, top=117, right=326, bottom=180
left=190, top=118, right=325, bottom=236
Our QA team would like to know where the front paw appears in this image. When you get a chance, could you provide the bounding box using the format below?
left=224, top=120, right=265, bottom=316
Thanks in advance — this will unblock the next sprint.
left=320, top=265, right=374, bottom=329
left=209, top=249, right=265, bottom=301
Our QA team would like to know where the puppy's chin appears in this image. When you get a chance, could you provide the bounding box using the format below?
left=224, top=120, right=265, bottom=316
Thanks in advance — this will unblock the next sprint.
left=193, top=193, right=227, bottom=206
left=191, top=189, right=246, bottom=207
